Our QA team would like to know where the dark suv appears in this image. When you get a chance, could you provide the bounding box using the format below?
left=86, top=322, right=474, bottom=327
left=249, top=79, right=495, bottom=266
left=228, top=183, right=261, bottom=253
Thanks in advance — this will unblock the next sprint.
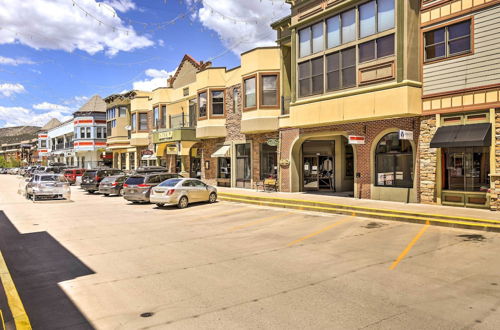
left=123, top=173, right=182, bottom=203
left=98, top=175, right=128, bottom=196
left=81, top=168, right=124, bottom=193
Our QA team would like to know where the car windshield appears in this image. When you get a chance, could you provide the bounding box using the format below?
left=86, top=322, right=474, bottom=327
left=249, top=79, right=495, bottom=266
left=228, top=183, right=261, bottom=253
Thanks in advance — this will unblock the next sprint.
left=83, top=171, right=97, bottom=177
left=40, top=175, right=66, bottom=182
left=101, top=176, right=115, bottom=183
left=159, top=178, right=182, bottom=187
left=125, top=176, right=145, bottom=185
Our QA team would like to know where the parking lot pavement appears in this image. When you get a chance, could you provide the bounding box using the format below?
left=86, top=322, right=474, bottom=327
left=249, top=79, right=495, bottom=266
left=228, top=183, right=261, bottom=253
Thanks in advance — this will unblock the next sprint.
left=1, top=175, right=500, bottom=329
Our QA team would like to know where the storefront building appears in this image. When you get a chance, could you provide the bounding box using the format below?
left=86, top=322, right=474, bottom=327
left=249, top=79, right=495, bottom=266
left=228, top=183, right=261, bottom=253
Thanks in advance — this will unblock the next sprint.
left=73, top=95, right=111, bottom=169
left=36, top=118, right=61, bottom=165
left=105, top=91, right=150, bottom=171
left=419, top=0, right=500, bottom=210
left=46, top=119, right=75, bottom=165
left=273, top=0, right=422, bottom=202
left=196, top=47, right=281, bottom=188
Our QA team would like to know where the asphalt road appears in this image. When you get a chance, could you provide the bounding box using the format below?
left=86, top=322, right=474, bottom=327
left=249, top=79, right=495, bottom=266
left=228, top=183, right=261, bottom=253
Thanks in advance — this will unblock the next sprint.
left=0, top=174, right=500, bottom=329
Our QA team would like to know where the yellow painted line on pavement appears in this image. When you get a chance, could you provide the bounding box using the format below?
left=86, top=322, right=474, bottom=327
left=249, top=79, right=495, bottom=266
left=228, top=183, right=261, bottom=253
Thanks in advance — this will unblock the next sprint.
left=0, top=309, right=5, bottom=330
left=229, top=212, right=292, bottom=232
left=0, top=251, right=31, bottom=330
left=287, top=217, right=350, bottom=247
left=389, top=221, right=430, bottom=270
left=191, top=207, right=250, bottom=221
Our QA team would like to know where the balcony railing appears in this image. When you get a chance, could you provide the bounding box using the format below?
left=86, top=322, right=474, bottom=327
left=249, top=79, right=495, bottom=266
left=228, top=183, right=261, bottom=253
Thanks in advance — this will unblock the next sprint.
left=169, top=113, right=196, bottom=129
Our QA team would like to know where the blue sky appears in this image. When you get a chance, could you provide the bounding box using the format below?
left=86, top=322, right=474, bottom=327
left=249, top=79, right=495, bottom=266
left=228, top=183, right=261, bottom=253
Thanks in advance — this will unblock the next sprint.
left=0, top=0, right=289, bottom=128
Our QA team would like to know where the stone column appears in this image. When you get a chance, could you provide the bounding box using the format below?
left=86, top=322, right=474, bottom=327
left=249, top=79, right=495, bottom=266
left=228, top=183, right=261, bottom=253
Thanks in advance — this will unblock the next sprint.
left=419, top=116, right=438, bottom=204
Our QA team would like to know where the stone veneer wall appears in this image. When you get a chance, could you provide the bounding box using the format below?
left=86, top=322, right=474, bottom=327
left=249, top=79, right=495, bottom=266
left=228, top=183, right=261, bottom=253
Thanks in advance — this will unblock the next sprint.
left=418, top=116, right=438, bottom=204
left=491, top=110, right=500, bottom=211
left=279, top=117, right=421, bottom=199
left=200, top=84, right=278, bottom=188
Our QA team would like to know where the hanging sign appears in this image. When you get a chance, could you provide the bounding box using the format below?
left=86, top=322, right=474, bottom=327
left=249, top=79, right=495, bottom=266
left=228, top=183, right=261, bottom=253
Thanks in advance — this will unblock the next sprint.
left=142, top=149, right=154, bottom=156
left=348, top=135, right=365, bottom=145
left=399, top=130, right=413, bottom=140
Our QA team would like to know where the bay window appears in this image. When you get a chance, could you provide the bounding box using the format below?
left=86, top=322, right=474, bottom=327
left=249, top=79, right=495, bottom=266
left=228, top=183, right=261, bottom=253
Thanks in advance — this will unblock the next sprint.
left=139, top=113, right=148, bottom=131
left=244, top=77, right=256, bottom=109
left=358, top=34, right=395, bottom=63
left=298, top=57, right=323, bottom=97
left=119, top=106, right=127, bottom=117
left=198, top=92, right=207, bottom=118
left=161, top=105, right=167, bottom=128
left=261, top=74, right=278, bottom=107
left=327, top=47, right=356, bottom=91
left=211, top=90, right=224, bottom=116
left=131, top=113, right=136, bottom=131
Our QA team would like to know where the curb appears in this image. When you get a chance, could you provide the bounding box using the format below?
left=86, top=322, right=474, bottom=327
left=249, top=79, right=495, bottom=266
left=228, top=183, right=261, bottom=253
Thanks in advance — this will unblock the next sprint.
left=219, top=193, right=500, bottom=232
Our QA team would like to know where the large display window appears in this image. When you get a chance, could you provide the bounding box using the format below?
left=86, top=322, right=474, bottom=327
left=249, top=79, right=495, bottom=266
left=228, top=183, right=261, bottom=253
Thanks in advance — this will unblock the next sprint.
left=375, top=132, right=413, bottom=188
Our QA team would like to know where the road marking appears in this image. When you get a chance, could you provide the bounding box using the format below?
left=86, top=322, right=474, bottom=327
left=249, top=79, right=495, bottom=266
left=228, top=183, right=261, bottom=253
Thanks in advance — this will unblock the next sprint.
left=192, top=207, right=250, bottom=221
left=0, top=309, right=5, bottom=330
left=389, top=221, right=430, bottom=270
left=0, top=251, right=31, bottom=330
left=229, top=212, right=292, bottom=232
left=287, top=217, right=350, bottom=247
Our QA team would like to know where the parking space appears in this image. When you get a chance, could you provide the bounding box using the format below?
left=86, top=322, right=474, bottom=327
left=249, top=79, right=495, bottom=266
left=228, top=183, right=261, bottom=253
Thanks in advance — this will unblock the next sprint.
left=1, top=174, right=500, bottom=329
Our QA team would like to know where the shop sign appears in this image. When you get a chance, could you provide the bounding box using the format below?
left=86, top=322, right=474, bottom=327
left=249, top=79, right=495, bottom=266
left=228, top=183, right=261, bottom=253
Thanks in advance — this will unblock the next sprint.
left=166, top=144, right=178, bottom=155
left=266, top=138, right=279, bottom=147
left=158, top=131, right=174, bottom=141
left=399, top=130, right=413, bottom=140
left=142, top=149, right=154, bottom=156
left=348, top=135, right=365, bottom=144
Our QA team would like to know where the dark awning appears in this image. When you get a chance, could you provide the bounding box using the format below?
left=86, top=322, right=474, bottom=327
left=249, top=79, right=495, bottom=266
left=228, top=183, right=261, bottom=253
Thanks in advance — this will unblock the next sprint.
left=430, top=123, right=491, bottom=148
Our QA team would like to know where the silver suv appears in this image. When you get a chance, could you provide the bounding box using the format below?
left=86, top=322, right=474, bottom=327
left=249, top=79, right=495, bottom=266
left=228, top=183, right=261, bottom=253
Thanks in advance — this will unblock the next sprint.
left=122, top=173, right=182, bottom=203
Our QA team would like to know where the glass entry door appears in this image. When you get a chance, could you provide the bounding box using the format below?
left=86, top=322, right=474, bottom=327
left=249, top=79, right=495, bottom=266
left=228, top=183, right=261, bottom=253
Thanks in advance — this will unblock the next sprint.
left=303, top=155, right=335, bottom=191
left=303, top=156, right=319, bottom=190
left=443, top=147, right=490, bottom=208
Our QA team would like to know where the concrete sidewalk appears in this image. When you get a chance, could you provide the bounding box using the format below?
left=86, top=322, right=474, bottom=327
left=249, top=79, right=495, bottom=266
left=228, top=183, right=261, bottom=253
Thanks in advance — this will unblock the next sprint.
left=217, top=187, right=500, bottom=221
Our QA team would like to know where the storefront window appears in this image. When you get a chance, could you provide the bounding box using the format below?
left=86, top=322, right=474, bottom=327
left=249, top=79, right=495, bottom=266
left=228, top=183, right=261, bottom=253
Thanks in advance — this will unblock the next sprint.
left=260, top=143, right=277, bottom=180
left=129, top=152, right=135, bottom=170
left=375, top=132, right=413, bottom=188
left=218, top=157, right=231, bottom=179
left=236, top=143, right=251, bottom=187
left=444, top=147, right=490, bottom=192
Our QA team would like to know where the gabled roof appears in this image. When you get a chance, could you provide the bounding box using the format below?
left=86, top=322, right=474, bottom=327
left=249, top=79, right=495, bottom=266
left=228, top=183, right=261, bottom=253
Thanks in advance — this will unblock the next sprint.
left=74, top=95, right=106, bottom=114
left=41, top=118, right=61, bottom=131
left=167, top=54, right=211, bottom=87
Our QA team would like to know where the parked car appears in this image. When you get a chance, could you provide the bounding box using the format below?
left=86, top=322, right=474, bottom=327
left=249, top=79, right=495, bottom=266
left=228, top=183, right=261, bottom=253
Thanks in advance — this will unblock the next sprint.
left=150, top=178, right=217, bottom=208
left=98, top=175, right=128, bottom=196
left=81, top=168, right=123, bottom=193
left=63, top=168, right=85, bottom=185
left=122, top=173, right=182, bottom=203
left=25, top=173, right=71, bottom=201
left=0, top=168, right=7, bottom=174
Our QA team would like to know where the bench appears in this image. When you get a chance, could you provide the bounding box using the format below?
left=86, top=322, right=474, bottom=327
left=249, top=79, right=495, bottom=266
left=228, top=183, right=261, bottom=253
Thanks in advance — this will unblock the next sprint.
left=257, top=178, right=278, bottom=192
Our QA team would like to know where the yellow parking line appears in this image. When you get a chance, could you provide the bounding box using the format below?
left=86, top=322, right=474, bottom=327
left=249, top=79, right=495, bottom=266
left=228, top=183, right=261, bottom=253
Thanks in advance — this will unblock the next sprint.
left=389, top=221, right=430, bottom=270
left=287, top=217, right=350, bottom=247
left=0, top=251, right=31, bottom=329
left=191, top=207, right=250, bottom=221
left=229, top=212, right=292, bottom=232
left=0, top=309, right=5, bottom=330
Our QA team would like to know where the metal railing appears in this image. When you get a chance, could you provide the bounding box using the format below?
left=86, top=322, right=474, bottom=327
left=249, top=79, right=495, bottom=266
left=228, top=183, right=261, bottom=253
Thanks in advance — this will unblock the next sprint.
left=169, top=113, right=195, bottom=129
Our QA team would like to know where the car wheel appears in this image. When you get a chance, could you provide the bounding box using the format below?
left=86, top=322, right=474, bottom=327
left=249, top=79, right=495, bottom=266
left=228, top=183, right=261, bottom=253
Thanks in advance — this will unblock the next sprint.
left=88, top=190, right=95, bottom=194
left=104, top=194, right=109, bottom=197
left=156, top=203, right=165, bottom=207
left=209, top=192, right=217, bottom=203
left=118, top=188, right=123, bottom=196
left=177, top=196, right=189, bottom=209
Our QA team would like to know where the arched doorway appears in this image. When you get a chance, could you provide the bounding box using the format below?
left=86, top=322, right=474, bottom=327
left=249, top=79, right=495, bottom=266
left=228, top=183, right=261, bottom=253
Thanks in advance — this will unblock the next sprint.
left=289, top=133, right=355, bottom=195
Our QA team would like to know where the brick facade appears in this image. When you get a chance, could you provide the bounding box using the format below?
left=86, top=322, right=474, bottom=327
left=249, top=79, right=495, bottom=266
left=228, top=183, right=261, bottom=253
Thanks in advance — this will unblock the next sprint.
left=279, top=117, right=421, bottom=199
left=418, top=116, right=438, bottom=204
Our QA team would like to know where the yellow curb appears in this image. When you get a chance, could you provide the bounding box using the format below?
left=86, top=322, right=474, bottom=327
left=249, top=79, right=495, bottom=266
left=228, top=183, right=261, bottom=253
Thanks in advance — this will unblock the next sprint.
left=220, top=196, right=500, bottom=230
left=0, top=251, right=31, bottom=330
left=219, top=192, right=500, bottom=225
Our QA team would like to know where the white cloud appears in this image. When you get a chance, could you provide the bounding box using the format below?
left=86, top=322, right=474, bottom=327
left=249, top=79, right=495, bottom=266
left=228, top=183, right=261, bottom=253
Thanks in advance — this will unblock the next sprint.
left=132, top=68, right=177, bottom=91
left=0, top=106, right=71, bottom=127
left=0, top=56, right=35, bottom=66
left=33, top=102, right=72, bottom=113
left=102, top=0, right=136, bottom=12
left=187, top=0, right=290, bottom=55
left=0, top=0, right=153, bottom=56
left=0, top=83, right=25, bottom=97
